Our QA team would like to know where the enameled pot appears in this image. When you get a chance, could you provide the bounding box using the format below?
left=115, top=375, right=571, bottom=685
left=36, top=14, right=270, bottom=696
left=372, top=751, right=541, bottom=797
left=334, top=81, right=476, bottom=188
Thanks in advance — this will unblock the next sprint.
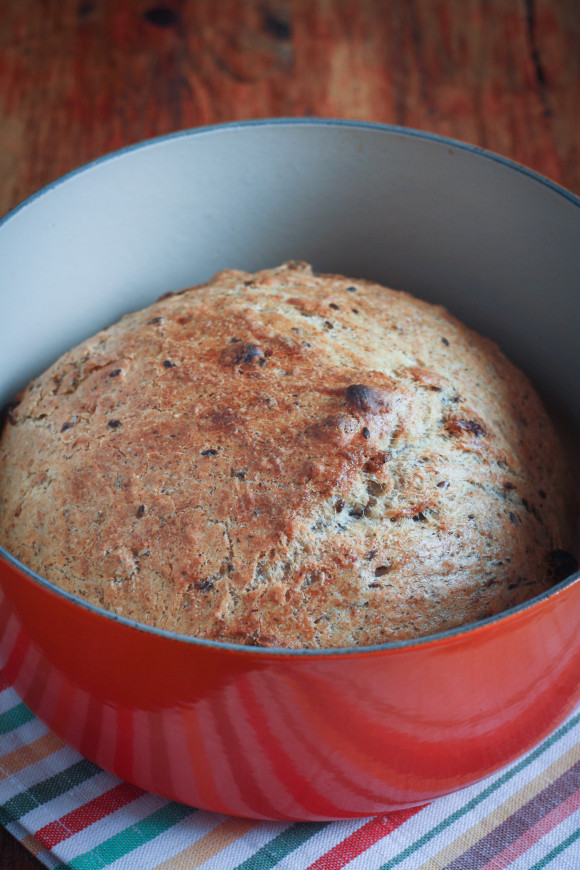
left=0, top=120, right=578, bottom=820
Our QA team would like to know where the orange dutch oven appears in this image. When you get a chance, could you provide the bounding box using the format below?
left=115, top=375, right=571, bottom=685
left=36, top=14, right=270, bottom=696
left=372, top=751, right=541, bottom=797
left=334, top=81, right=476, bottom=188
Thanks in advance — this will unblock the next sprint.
left=0, top=121, right=578, bottom=820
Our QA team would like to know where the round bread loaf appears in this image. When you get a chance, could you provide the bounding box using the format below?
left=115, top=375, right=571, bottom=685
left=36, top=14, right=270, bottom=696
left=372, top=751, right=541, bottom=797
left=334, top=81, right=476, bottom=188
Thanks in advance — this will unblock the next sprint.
left=0, top=262, right=576, bottom=647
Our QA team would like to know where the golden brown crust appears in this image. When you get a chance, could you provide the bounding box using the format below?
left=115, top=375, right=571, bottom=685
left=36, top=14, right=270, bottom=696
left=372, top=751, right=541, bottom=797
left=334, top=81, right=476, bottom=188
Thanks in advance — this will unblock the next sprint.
left=0, top=262, right=576, bottom=647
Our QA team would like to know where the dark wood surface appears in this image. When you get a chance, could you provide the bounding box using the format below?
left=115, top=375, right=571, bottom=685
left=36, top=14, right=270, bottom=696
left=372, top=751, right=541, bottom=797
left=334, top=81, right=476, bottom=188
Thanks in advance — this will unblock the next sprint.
left=0, top=0, right=578, bottom=866
left=0, top=833, right=44, bottom=870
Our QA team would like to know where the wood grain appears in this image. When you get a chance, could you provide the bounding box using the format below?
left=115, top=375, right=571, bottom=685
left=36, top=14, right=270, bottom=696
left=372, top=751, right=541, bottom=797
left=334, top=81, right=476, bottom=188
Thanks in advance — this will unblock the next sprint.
left=0, top=0, right=578, bottom=221
left=0, top=1, right=578, bottom=867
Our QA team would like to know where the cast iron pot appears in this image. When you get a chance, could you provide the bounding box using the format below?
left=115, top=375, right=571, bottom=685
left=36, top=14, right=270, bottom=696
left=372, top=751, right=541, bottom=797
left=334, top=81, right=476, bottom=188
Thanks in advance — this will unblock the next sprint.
left=0, top=120, right=578, bottom=820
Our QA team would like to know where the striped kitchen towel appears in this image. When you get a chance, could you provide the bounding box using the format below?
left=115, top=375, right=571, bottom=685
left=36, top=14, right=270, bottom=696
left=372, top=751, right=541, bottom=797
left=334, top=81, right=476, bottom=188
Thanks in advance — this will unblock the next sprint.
left=0, top=684, right=578, bottom=869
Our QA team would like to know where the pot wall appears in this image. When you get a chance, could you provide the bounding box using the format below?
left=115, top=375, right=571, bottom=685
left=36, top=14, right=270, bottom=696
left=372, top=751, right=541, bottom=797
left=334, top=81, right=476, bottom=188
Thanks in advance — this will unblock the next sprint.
left=1, top=557, right=578, bottom=819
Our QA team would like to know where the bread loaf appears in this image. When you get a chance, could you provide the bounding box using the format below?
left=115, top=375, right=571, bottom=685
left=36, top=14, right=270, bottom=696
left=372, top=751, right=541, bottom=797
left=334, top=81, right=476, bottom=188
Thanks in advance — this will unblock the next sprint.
left=0, top=262, right=576, bottom=647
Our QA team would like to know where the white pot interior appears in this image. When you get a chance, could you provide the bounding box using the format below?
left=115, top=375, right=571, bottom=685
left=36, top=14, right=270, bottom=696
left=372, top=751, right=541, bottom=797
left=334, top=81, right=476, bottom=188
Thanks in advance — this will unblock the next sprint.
left=1, top=122, right=579, bottom=444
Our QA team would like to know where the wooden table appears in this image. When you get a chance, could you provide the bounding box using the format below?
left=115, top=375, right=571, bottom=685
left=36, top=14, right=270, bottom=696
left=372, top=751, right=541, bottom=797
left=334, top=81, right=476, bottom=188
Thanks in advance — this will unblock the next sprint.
left=0, top=0, right=578, bottom=866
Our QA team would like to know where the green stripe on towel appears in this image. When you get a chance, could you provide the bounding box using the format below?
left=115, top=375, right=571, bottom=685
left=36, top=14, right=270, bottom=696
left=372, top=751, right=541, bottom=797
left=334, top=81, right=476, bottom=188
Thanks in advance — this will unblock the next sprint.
left=55, top=802, right=195, bottom=870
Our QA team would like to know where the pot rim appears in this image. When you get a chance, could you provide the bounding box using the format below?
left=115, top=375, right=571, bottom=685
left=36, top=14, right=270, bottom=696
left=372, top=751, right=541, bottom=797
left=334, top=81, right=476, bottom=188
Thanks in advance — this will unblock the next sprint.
left=1, top=117, right=579, bottom=658
left=3, top=117, right=580, bottom=227
left=1, top=544, right=579, bottom=657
